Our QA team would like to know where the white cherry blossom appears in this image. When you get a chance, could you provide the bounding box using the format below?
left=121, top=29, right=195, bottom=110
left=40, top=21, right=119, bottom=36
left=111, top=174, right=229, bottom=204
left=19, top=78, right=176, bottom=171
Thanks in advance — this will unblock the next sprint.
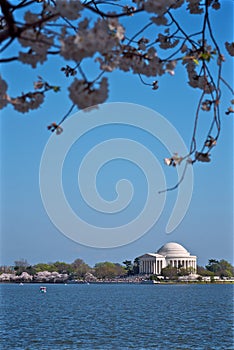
left=56, top=0, right=83, bottom=20
left=186, top=0, right=204, bottom=14
left=69, top=78, right=109, bottom=110
left=11, top=93, right=44, bottom=113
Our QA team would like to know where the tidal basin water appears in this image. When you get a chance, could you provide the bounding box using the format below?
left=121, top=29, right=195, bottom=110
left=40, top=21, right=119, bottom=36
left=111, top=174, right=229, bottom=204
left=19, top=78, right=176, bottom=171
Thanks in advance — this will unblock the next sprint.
left=0, top=283, right=233, bottom=350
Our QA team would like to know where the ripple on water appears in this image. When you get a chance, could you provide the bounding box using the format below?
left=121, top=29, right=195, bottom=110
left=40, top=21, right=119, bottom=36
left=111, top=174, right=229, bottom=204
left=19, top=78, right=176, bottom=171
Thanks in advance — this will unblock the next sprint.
left=0, top=284, right=233, bottom=350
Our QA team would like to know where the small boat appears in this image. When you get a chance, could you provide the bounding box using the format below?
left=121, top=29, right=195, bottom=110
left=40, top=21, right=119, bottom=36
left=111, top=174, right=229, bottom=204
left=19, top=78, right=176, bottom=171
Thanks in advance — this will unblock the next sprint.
left=141, top=280, right=160, bottom=284
left=40, top=286, right=47, bottom=293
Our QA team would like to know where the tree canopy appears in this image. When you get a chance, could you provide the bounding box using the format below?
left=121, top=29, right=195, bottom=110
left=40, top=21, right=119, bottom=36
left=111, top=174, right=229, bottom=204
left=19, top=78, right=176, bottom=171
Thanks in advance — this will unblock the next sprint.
left=94, top=261, right=125, bottom=278
left=205, top=259, right=234, bottom=277
left=0, top=0, right=233, bottom=173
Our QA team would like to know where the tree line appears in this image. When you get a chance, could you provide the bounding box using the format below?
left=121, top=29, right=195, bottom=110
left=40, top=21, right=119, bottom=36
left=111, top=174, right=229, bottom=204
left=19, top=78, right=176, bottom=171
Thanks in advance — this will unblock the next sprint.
left=0, top=257, right=233, bottom=280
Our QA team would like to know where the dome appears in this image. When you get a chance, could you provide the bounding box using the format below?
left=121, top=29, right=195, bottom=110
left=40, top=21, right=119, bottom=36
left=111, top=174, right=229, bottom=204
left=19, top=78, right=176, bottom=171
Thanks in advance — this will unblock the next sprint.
left=157, top=242, right=190, bottom=257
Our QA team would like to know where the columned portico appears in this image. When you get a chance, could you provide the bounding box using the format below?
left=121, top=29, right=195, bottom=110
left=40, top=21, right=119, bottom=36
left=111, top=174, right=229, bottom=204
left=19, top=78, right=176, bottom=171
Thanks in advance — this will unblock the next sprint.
left=138, top=254, right=166, bottom=275
left=138, top=242, right=197, bottom=275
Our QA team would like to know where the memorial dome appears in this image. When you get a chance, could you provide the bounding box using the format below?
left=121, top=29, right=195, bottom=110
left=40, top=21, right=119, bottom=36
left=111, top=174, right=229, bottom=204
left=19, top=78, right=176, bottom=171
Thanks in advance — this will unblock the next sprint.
left=157, top=242, right=190, bottom=257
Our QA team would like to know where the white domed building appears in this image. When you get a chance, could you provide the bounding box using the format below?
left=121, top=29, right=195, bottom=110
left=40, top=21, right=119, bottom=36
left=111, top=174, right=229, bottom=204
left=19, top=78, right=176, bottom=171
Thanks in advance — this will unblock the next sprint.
left=138, top=242, right=197, bottom=275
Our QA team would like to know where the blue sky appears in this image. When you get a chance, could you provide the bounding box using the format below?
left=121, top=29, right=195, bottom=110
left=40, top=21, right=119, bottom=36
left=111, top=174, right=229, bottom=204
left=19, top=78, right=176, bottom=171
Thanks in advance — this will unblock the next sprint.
left=0, top=1, right=233, bottom=267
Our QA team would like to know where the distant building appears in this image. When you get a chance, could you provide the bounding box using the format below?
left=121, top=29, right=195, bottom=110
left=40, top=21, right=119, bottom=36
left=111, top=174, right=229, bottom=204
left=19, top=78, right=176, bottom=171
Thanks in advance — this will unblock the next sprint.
left=138, top=242, right=197, bottom=275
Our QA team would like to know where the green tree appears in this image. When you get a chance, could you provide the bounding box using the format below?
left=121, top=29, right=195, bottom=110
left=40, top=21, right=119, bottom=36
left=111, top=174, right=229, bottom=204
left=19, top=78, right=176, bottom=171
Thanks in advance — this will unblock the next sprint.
left=206, top=259, right=220, bottom=274
left=197, top=265, right=214, bottom=276
left=25, top=265, right=37, bottom=275
left=161, top=265, right=178, bottom=280
left=133, top=257, right=140, bottom=275
left=219, top=260, right=234, bottom=277
left=53, top=261, right=72, bottom=274
left=71, top=258, right=91, bottom=279
left=33, top=263, right=56, bottom=273
left=94, top=262, right=125, bottom=279
left=205, top=259, right=234, bottom=278
left=122, top=260, right=133, bottom=276
left=178, top=268, right=190, bottom=276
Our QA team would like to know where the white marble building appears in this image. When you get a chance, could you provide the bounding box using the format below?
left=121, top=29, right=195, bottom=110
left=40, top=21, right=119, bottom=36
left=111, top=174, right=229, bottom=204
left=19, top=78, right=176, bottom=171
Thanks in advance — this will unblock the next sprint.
left=138, top=242, right=197, bottom=275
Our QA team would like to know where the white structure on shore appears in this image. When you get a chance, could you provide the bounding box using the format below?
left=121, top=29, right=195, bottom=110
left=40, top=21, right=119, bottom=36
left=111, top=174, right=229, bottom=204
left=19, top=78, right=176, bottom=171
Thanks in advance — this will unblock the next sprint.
left=138, top=242, right=197, bottom=275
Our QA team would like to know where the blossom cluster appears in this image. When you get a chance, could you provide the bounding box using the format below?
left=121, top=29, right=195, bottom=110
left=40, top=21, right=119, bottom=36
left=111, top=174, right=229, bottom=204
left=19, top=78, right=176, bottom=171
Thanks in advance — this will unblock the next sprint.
left=69, top=77, right=109, bottom=110
left=11, top=92, right=44, bottom=113
left=1, top=75, right=44, bottom=113
left=164, top=153, right=184, bottom=167
left=0, top=0, right=232, bottom=140
left=18, top=29, right=54, bottom=68
left=60, top=17, right=124, bottom=63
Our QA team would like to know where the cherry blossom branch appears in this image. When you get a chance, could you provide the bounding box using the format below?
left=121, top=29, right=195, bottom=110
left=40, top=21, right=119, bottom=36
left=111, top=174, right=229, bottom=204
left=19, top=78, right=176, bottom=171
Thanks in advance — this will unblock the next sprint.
left=158, top=162, right=189, bottom=194
left=11, top=0, right=36, bottom=10
left=220, top=77, right=234, bottom=95
left=127, top=22, right=153, bottom=45
left=167, top=10, right=198, bottom=50
left=0, top=56, right=18, bottom=62
left=84, top=3, right=144, bottom=18
left=0, top=0, right=233, bottom=191
left=190, top=91, right=205, bottom=155
left=58, top=103, right=76, bottom=126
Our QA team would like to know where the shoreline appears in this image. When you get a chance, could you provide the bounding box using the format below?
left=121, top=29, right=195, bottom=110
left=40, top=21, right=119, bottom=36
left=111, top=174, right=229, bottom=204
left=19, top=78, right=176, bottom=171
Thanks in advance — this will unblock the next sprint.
left=1, top=280, right=233, bottom=285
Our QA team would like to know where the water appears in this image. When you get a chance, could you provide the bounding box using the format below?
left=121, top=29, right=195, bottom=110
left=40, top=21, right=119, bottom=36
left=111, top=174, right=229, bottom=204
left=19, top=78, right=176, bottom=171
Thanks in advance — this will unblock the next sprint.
left=0, top=283, right=233, bottom=350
